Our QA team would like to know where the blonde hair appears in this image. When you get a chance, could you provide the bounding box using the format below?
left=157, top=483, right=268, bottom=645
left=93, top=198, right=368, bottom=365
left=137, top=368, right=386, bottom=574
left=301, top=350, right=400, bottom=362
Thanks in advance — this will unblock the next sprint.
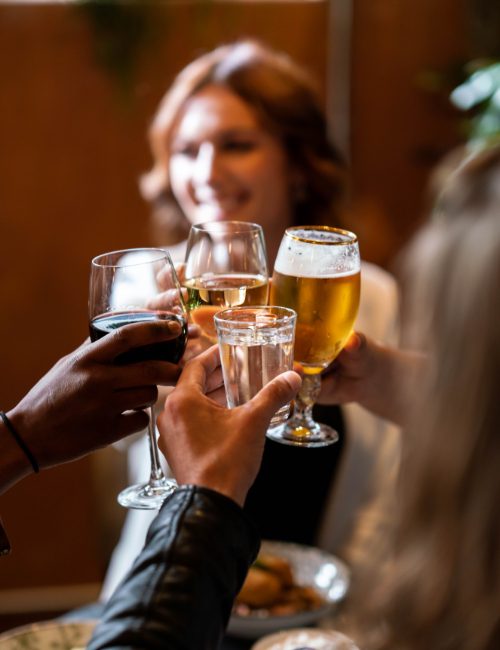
left=357, top=146, right=500, bottom=650
left=141, top=40, right=345, bottom=244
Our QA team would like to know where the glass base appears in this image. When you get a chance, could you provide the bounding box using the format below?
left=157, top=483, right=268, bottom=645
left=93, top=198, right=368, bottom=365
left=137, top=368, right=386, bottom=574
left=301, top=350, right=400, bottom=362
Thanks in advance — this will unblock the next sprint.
left=117, top=478, right=178, bottom=510
left=267, top=420, right=339, bottom=448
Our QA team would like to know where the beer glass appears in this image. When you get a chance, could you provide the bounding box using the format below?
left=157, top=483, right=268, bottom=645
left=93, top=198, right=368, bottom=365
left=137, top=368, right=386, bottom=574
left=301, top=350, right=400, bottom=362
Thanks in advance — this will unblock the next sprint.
left=183, top=221, right=269, bottom=342
left=270, top=226, right=360, bottom=447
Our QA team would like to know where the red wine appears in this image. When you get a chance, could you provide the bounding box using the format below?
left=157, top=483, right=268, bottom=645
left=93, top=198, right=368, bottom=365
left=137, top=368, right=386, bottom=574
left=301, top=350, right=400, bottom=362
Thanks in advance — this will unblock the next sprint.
left=90, top=311, right=187, bottom=364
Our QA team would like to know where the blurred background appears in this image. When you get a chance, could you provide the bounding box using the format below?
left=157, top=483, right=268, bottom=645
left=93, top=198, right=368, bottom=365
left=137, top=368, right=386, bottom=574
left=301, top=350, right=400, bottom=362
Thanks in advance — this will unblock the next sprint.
left=0, top=0, right=498, bottom=631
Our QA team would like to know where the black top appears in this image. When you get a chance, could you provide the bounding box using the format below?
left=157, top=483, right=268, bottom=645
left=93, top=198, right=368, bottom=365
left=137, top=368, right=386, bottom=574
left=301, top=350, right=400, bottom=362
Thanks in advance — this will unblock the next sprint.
left=244, top=404, right=345, bottom=546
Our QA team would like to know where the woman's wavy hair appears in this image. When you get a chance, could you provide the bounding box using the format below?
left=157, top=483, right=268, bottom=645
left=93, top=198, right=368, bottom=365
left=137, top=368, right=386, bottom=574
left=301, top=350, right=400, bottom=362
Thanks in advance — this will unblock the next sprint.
left=141, top=40, right=345, bottom=243
left=357, top=146, right=500, bottom=650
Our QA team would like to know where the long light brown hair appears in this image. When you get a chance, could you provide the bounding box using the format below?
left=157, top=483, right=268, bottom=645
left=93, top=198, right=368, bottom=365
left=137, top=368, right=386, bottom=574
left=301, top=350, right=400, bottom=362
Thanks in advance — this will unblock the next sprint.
left=357, top=146, right=500, bottom=650
left=141, top=40, right=345, bottom=244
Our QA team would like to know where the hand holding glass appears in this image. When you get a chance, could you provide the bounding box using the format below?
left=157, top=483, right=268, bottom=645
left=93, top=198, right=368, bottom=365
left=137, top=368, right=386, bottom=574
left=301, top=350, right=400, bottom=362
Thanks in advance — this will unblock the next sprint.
left=89, top=248, right=187, bottom=509
left=269, top=226, right=360, bottom=447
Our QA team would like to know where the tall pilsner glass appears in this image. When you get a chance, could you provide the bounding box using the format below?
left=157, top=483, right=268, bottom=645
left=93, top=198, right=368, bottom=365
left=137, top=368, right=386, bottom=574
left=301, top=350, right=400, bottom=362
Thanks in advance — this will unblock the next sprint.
left=269, top=226, right=360, bottom=447
left=183, top=221, right=269, bottom=342
left=89, top=248, right=188, bottom=509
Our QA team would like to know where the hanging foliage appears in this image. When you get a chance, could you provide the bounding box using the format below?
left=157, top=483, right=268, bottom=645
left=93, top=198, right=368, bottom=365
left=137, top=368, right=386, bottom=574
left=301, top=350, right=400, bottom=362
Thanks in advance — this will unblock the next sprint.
left=75, top=0, right=158, bottom=98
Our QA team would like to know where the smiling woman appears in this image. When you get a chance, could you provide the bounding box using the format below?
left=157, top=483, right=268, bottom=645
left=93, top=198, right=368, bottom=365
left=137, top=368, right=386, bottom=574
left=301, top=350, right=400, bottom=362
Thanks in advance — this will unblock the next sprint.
left=140, top=39, right=345, bottom=264
left=168, top=85, right=294, bottom=249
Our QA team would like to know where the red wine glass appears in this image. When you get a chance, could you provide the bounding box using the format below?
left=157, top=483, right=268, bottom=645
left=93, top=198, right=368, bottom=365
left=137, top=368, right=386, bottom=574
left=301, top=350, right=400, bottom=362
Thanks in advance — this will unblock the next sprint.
left=89, top=248, right=187, bottom=509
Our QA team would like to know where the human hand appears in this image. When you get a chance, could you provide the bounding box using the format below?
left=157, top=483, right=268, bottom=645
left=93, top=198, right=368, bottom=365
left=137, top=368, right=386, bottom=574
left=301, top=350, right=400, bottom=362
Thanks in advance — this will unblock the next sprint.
left=148, top=261, right=215, bottom=363
left=319, top=332, right=426, bottom=426
left=181, top=323, right=214, bottom=364
left=318, top=332, right=373, bottom=405
left=157, top=346, right=301, bottom=506
left=154, top=323, right=226, bottom=409
left=7, top=320, right=183, bottom=476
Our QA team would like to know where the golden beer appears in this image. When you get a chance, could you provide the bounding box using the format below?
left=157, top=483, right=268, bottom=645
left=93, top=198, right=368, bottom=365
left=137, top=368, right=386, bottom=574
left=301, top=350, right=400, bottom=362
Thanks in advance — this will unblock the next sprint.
left=185, top=273, right=269, bottom=340
left=268, top=225, right=360, bottom=446
left=271, top=269, right=360, bottom=374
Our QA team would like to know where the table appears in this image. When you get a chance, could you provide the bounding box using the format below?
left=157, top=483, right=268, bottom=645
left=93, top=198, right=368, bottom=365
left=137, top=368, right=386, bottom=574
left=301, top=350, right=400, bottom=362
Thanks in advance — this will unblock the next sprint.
left=61, top=604, right=253, bottom=648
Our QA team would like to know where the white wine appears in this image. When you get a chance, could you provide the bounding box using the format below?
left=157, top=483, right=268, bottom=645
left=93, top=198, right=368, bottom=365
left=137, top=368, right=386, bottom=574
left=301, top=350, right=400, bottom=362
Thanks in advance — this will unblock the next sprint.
left=184, top=273, right=269, bottom=340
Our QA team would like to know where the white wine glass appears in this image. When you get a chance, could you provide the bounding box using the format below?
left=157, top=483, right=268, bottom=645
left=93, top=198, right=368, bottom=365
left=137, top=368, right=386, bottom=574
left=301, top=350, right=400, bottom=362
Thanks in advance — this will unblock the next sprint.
left=183, top=221, right=269, bottom=341
left=269, top=226, right=360, bottom=447
left=89, top=248, right=188, bottom=509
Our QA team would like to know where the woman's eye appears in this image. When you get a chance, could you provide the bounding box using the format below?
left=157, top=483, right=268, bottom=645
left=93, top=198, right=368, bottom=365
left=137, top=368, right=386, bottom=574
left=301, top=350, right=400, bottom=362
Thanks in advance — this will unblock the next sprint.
left=223, top=140, right=255, bottom=153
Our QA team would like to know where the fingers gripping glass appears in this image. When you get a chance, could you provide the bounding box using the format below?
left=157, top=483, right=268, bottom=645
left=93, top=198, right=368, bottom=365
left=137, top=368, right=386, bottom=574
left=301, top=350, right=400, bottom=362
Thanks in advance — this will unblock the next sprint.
left=269, top=227, right=360, bottom=447
left=89, top=248, right=187, bottom=509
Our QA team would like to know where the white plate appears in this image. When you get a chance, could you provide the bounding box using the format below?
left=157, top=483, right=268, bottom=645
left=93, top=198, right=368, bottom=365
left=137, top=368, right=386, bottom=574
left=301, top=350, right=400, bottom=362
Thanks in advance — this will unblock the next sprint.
left=251, top=628, right=359, bottom=650
left=0, top=620, right=97, bottom=649
left=227, top=540, right=350, bottom=639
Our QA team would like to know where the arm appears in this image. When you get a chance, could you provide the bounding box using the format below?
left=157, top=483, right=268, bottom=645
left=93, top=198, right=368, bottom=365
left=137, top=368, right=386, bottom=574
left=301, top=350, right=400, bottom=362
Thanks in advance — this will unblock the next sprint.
left=318, top=332, right=427, bottom=427
left=88, top=486, right=260, bottom=650
left=88, top=346, right=301, bottom=649
left=0, top=320, right=181, bottom=494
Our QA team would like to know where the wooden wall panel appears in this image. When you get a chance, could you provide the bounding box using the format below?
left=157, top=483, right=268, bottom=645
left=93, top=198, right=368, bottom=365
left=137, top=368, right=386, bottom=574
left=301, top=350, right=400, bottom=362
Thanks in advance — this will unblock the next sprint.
left=347, top=0, right=468, bottom=266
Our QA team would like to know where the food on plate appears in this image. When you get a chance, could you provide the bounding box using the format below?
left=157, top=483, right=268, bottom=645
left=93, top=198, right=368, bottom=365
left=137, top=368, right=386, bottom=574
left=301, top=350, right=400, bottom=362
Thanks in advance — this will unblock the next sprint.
left=235, top=551, right=325, bottom=617
left=237, top=565, right=283, bottom=608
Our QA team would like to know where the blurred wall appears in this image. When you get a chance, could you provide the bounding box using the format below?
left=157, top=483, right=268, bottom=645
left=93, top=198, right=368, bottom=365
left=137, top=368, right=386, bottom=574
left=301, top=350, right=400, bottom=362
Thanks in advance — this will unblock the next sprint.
left=0, top=0, right=466, bottom=626
left=348, top=0, right=467, bottom=266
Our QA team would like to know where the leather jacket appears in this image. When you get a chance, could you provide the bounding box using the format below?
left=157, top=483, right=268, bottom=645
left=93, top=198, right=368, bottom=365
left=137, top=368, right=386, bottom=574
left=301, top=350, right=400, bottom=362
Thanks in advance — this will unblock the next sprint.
left=87, top=486, right=259, bottom=650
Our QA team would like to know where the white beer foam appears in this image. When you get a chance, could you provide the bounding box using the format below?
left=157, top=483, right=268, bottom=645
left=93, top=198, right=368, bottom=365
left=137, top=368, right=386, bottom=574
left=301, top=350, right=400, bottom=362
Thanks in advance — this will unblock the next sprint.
left=274, top=231, right=360, bottom=278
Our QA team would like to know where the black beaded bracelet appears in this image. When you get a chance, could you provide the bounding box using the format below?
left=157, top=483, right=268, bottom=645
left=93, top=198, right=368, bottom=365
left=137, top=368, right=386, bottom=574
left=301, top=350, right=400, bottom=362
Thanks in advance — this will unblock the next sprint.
left=0, top=411, right=39, bottom=474
left=0, top=517, right=11, bottom=556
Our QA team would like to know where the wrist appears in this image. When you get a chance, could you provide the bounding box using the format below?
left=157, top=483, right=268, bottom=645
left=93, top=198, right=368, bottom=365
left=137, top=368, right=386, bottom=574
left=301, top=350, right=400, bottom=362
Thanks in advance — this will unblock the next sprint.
left=355, top=341, right=404, bottom=424
left=0, top=408, right=34, bottom=493
left=4, top=406, right=40, bottom=471
left=176, top=471, right=248, bottom=508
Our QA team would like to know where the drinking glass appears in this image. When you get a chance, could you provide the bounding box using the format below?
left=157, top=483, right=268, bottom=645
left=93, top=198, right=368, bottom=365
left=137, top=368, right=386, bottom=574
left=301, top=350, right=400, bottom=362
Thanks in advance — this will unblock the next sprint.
left=89, top=248, right=188, bottom=509
left=214, top=306, right=296, bottom=429
left=183, top=221, right=269, bottom=342
left=269, top=226, right=360, bottom=447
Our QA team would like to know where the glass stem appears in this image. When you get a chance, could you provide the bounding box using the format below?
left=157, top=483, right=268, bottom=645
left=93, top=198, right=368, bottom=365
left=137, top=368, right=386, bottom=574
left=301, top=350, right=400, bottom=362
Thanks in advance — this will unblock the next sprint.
left=147, top=406, right=165, bottom=487
left=293, top=373, right=321, bottom=430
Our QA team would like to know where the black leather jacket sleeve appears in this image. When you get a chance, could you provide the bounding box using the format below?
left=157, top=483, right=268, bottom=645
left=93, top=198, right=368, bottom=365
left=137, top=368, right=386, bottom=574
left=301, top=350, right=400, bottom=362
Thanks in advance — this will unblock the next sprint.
left=87, top=485, right=260, bottom=650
